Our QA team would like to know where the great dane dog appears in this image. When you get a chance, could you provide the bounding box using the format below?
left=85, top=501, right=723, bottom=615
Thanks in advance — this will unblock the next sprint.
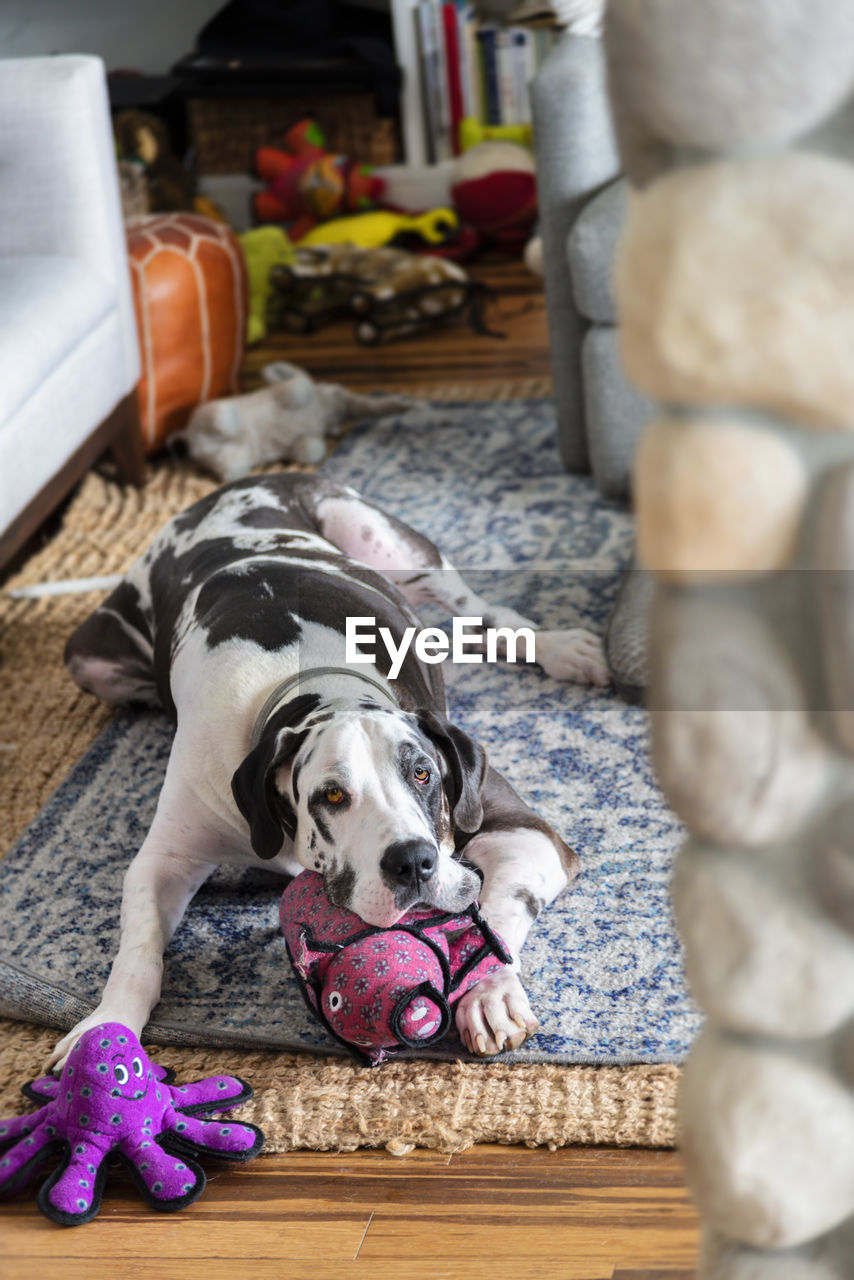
left=48, top=474, right=608, bottom=1071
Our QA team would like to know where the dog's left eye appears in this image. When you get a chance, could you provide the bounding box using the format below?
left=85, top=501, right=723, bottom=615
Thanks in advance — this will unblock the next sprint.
left=132, top=1056, right=144, bottom=1078
left=413, top=767, right=430, bottom=784
left=114, top=1064, right=129, bottom=1086
left=325, top=787, right=344, bottom=804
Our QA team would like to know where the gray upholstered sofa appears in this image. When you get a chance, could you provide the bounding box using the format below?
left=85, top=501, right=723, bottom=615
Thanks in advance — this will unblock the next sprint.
left=530, top=32, right=653, bottom=694
left=531, top=31, right=653, bottom=500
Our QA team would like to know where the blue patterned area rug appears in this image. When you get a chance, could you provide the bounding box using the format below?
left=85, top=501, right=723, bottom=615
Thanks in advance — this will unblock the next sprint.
left=0, top=401, right=700, bottom=1065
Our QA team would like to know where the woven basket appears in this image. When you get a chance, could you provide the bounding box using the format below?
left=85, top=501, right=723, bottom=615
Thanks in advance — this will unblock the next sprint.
left=189, top=95, right=400, bottom=173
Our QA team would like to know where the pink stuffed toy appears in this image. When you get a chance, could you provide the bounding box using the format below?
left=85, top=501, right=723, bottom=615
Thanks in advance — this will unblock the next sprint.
left=280, top=871, right=511, bottom=1065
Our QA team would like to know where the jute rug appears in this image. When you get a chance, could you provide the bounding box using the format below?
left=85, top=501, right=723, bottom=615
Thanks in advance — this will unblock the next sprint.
left=0, top=384, right=680, bottom=1152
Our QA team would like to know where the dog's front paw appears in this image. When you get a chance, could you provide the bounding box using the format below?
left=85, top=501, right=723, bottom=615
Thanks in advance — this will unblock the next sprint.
left=455, top=970, right=538, bottom=1056
left=536, top=628, right=611, bottom=687
left=44, top=1007, right=138, bottom=1076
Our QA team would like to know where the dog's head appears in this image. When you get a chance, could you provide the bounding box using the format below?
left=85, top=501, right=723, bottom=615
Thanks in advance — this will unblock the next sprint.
left=231, top=694, right=485, bottom=927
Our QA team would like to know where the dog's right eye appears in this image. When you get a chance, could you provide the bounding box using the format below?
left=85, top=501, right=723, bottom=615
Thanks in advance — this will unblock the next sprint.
left=114, top=1064, right=129, bottom=1086
left=325, top=787, right=344, bottom=804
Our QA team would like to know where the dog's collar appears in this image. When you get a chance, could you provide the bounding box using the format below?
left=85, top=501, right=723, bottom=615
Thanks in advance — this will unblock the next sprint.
left=250, top=665, right=398, bottom=750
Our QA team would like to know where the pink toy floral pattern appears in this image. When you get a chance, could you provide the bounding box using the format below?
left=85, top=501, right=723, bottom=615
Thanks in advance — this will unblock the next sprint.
left=279, top=871, right=511, bottom=1064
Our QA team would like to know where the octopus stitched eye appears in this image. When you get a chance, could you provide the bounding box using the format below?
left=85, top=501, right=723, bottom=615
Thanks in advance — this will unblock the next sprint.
left=328, top=991, right=343, bottom=1012
left=114, top=1064, right=129, bottom=1086
left=132, top=1057, right=144, bottom=1078
left=414, top=767, right=430, bottom=784
left=325, top=787, right=344, bottom=805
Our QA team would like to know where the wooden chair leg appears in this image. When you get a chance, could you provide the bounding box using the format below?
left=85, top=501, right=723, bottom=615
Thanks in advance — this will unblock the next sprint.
left=109, top=389, right=147, bottom=487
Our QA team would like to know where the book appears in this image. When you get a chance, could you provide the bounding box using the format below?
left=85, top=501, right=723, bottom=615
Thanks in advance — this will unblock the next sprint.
left=456, top=4, right=476, bottom=121
left=511, top=28, right=534, bottom=125
left=463, top=7, right=487, bottom=122
left=476, top=25, right=500, bottom=125
left=415, top=0, right=439, bottom=162
left=441, top=2, right=465, bottom=153
left=416, top=0, right=453, bottom=161
left=495, top=30, right=516, bottom=125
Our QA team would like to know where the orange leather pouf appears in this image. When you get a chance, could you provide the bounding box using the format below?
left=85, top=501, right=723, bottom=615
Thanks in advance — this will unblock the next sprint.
left=127, top=213, right=247, bottom=453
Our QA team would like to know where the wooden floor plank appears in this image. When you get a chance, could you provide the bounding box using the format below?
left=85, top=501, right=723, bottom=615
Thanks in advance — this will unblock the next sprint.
left=0, top=1265, right=609, bottom=1280
left=0, top=1266, right=692, bottom=1280
left=612, top=1272, right=696, bottom=1279
left=0, top=1146, right=700, bottom=1278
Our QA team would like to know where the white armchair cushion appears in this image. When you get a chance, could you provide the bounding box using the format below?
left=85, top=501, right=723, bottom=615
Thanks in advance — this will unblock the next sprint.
left=0, top=55, right=140, bottom=396
left=0, top=309, right=130, bottom=522
left=0, top=256, right=113, bottom=424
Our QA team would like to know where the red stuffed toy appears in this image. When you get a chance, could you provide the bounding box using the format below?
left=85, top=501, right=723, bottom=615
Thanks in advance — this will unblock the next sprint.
left=254, top=119, right=386, bottom=240
left=450, top=141, right=538, bottom=257
left=280, top=871, right=512, bottom=1065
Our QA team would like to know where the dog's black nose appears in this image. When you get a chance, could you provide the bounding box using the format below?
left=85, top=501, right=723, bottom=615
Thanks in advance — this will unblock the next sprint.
left=381, top=839, right=437, bottom=887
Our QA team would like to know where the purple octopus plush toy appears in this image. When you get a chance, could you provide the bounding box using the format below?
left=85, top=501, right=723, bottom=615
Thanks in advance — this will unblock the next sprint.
left=0, top=1023, right=264, bottom=1225
left=280, top=870, right=512, bottom=1065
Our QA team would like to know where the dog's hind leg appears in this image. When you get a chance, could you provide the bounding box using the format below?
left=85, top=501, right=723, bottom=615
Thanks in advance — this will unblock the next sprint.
left=312, top=485, right=610, bottom=686
left=65, top=579, right=160, bottom=707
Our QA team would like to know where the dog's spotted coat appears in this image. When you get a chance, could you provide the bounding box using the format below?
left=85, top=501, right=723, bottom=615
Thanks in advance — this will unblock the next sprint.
left=50, top=474, right=609, bottom=1070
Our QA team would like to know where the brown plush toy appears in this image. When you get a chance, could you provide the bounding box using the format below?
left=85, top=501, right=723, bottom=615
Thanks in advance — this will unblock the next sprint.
left=113, top=110, right=195, bottom=213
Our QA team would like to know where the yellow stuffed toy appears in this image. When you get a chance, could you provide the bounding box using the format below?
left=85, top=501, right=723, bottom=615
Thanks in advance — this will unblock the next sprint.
left=238, top=225, right=295, bottom=345
left=297, top=207, right=458, bottom=250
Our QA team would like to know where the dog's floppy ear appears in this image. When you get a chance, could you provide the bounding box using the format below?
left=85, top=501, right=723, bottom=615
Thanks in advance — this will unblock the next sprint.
left=231, top=693, right=321, bottom=860
left=415, top=708, right=488, bottom=834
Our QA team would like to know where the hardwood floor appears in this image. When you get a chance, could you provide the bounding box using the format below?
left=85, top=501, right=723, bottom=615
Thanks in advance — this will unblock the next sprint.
left=0, top=1146, right=699, bottom=1279
left=0, top=258, right=700, bottom=1276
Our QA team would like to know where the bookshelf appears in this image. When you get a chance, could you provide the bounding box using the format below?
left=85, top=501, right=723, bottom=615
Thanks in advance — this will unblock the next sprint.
left=388, top=0, right=559, bottom=165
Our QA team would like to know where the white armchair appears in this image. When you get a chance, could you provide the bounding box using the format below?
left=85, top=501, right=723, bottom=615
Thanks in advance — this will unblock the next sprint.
left=0, top=54, right=144, bottom=569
